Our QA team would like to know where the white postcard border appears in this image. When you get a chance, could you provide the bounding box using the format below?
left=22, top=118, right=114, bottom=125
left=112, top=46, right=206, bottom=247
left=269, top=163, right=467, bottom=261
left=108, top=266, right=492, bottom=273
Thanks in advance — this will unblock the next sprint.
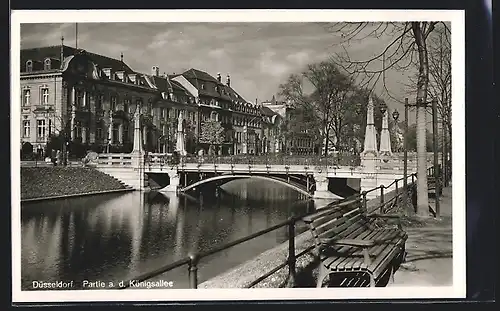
left=11, top=9, right=466, bottom=303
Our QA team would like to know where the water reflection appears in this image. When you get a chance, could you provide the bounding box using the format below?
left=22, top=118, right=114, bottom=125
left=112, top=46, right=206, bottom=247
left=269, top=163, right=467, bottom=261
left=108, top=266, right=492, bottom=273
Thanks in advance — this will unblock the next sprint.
left=21, top=180, right=316, bottom=290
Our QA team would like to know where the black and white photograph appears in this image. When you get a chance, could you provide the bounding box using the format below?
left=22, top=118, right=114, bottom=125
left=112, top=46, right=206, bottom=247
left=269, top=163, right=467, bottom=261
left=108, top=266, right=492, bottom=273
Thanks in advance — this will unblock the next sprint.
left=11, top=10, right=465, bottom=303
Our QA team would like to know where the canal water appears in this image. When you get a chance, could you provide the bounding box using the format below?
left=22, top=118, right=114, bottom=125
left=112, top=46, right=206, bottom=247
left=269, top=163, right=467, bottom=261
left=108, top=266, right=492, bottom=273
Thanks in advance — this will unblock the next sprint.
left=21, top=180, right=329, bottom=290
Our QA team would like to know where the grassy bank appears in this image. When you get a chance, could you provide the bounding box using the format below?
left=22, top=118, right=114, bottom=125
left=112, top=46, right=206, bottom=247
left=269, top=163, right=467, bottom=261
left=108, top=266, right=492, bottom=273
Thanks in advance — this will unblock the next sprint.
left=21, top=167, right=128, bottom=200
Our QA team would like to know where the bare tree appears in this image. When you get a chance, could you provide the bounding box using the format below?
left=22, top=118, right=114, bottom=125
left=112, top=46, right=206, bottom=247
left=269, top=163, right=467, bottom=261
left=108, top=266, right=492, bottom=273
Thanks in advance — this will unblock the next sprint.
left=327, top=21, right=440, bottom=216
left=278, top=60, right=354, bottom=156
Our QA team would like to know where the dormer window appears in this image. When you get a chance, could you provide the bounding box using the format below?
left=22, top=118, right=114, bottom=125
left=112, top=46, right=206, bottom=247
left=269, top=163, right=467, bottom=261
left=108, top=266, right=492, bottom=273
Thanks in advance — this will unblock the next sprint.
left=201, top=83, right=205, bottom=90
left=44, top=58, right=51, bottom=70
left=26, top=60, right=33, bottom=72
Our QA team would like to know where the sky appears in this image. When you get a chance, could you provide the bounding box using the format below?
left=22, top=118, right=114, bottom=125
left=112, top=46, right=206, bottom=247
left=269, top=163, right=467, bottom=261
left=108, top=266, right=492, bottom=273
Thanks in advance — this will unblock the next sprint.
left=20, top=22, right=416, bottom=117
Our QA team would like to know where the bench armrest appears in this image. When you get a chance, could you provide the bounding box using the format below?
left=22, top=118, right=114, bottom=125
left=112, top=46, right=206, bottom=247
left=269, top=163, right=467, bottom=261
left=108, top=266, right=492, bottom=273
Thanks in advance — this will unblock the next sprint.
left=321, top=238, right=375, bottom=248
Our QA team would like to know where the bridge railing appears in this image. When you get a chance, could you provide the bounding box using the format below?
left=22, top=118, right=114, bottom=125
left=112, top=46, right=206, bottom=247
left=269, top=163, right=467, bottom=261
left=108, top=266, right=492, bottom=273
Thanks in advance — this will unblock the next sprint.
left=95, top=153, right=133, bottom=166
left=117, top=167, right=433, bottom=290
left=145, top=153, right=361, bottom=168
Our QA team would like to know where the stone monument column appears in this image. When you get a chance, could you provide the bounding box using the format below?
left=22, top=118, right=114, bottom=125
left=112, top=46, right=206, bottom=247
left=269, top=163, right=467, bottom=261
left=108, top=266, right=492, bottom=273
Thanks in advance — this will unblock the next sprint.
left=360, top=96, right=379, bottom=197
left=379, top=110, right=392, bottom=155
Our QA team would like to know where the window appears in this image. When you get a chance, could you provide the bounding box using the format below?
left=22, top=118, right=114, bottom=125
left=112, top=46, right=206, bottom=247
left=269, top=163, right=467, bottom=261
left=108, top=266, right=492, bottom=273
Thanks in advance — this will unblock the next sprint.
left=26, top=60, right=33, bottom=72
left=96, top=94, right=103, bottom=111
left=161, top=108, right=165, bottom=118
left=96, top=127, right=103, bottom=140
left=23, top=89, right=30, bottom=106
left=37, top=120, right=46, bottom=138
left=112, top=124, right=119, bottom=142
left=23, top=120, right=30, bottom=137
left=123, top=99, right=130, bottom=114
left=111, top=96, right=117, bottom=111
left=123, top=126, right=129, bottom=142
left=75, top=121, right=82, bottom=139
left=41, top=88, right=49, bottom=105
left=44, top=58, right=51, bottom=70
left=76, top=90, right=83, bottom=107
left=166, top=108, right=171, bottom=119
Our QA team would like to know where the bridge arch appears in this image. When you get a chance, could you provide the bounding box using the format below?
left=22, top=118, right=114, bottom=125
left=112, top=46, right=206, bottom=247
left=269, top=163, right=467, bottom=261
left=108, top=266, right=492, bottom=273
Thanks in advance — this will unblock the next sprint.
left=179, top=174, right=313, bottom=197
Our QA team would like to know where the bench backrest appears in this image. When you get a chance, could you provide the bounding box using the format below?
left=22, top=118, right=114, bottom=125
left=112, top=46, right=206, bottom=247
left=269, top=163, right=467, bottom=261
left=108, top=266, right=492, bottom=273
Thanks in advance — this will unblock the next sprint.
left=302, top=197, right=369, bottom=253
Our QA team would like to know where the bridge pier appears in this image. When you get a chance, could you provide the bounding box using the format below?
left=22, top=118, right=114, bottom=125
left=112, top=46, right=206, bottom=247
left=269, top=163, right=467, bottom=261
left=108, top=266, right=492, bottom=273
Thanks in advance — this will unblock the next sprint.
left=312, top=173, right=342, bottom=200
left=158, top=170, right=180, bottom=193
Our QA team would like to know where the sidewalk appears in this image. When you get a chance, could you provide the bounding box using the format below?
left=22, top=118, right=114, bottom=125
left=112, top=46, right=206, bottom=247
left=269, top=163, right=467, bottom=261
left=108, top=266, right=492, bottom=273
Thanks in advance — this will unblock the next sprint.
left=388, top=185, right=453, bottom=287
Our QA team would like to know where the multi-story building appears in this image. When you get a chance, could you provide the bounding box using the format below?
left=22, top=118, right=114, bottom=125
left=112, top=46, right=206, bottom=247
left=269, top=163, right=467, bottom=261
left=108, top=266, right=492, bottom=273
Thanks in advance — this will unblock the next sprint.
left=171, top=69, right=261, bottom=155
left=261, top=96, right=317, bottom=155
left=20, top=42, right=198, bottom=158
left=20, top=43, right=294, bottom=159
left=259, top=106, right=282, bottom=154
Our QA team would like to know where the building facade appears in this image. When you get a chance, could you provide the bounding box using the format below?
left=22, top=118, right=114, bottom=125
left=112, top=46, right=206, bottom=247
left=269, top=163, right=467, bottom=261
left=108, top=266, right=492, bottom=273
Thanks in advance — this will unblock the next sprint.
left=261, top=96, right=317, bottom=155
left=20, top=43, right=199, bottom=158
left=20, top=44, right=295, bottom=159
left=171, top=69, right=262, bottom=156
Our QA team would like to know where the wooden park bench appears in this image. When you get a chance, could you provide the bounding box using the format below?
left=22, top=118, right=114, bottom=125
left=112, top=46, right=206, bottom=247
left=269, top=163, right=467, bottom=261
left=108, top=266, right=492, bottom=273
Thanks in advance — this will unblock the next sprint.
left=302, top=197, right=408, bottom=287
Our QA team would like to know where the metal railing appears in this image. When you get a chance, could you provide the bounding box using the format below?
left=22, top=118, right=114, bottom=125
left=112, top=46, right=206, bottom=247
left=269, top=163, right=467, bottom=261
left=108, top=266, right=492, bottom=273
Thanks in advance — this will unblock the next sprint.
left=145, top=153, right=361, bottom=168
left=118, top=167, right=437, bottom=289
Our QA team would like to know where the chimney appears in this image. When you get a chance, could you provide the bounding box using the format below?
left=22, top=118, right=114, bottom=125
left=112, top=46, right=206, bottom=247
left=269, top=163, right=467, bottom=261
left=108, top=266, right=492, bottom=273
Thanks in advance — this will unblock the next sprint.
left=217, top=72, right=221, bottom=83
left=120, top=52, right=124, bottom=62
left=152, top=66, right=159, bottom=77
left=226, top=74, right=231, bottom=87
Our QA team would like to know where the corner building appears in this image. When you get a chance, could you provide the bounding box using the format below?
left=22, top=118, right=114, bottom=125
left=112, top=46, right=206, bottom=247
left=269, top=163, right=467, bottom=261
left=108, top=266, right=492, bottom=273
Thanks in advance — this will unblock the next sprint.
left=20, top=44, right=198, bottom=157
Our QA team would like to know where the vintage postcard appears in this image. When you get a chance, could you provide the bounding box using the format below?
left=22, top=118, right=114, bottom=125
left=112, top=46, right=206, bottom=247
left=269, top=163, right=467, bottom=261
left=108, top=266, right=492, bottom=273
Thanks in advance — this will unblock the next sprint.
left=11, top=9, right=465, bottom=303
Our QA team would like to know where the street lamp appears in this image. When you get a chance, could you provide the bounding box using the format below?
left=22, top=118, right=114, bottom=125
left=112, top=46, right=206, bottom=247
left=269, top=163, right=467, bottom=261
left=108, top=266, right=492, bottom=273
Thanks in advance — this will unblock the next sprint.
left=392, top=110, right=400, bottom=152
left=379, top=102, right=387, bottom=115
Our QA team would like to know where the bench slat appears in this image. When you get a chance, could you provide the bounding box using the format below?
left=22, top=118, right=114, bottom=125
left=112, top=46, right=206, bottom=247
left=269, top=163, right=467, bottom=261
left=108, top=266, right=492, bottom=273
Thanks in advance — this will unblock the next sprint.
left=322, top=228, right=378, bottom=269
left=317, top=213, right=364, bottom=241
left=338, top=230, right=389, bottom=271
left=310, top=205, right=356, bottom=228
left=314, top=209, right=363, bottom=238
left=346, top=230, right=401, bottom=271
left=303, top=198, right=361, bottom=223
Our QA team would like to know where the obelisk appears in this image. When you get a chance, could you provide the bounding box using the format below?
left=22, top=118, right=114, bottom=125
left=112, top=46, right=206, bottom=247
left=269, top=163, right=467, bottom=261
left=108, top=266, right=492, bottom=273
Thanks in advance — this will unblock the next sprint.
left=379, top=109, right=392, bottom=155
left=361, top=96, right=378, bottom=157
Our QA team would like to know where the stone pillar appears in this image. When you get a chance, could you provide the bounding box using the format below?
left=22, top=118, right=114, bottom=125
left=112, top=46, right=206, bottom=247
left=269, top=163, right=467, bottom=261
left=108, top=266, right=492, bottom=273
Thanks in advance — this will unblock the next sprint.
left=119, top=123, right=123, bottom=144
left=242, top=126, right=248, bottom=154
left=82, top=126, right=87, bottom=144
left=108, top=113, right=114, bottom=145
left=379, top=110, right=392, bottom=155
left=312, top=172, right=341, bottom=200
left=132, top=110, right=143, bottom=153
left=143, top=126, right=147, bottom=147
left=361, top=96, right=378, bottom=156
left=159, top=170, right=180, bottom=192
left=45, top=117, right=49, bottom=142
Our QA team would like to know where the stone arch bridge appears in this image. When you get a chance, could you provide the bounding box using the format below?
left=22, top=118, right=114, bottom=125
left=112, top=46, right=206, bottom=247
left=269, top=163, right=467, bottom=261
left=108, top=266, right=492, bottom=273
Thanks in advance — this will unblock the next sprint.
left=91, top=153, right=422, bottom=200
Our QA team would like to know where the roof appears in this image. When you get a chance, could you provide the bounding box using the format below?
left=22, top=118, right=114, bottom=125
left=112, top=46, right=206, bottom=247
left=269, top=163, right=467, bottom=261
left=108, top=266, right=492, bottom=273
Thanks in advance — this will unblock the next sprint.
left=21, top=45, right=134, bottom=73
left=181, top=68, right=219, bottom=83
left=260, top=106, right=278, bottom=117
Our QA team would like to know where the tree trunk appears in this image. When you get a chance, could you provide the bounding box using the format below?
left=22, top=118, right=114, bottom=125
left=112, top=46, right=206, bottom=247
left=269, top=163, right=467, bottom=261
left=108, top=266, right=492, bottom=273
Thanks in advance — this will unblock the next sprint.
left=412, top=22, right=430, bottom=217
left=323, top=127, right=329, bottom=156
